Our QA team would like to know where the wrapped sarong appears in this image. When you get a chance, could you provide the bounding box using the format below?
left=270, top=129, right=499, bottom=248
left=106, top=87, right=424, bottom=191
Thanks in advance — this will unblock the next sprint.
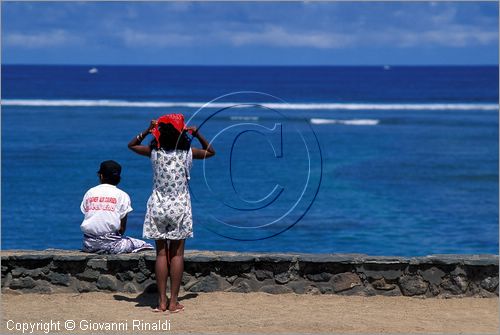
left=82, top=233, right=153, bottom=254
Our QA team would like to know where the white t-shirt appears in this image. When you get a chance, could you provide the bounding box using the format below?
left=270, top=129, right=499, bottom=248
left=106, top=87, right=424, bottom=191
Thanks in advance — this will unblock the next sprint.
left=80, top=184, right=133, bottom=236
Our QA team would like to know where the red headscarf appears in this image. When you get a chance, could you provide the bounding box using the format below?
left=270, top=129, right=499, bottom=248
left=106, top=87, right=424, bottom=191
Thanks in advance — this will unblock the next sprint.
left=151, top=113, right=187, bottom=148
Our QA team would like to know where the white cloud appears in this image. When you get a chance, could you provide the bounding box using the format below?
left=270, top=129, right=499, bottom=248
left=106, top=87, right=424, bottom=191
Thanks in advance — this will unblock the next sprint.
left=220, top=24, right=498, bottom=49
left=115, top=21, right=497, bottom=50
left=166, top=2, right=192, bottom=13
left=120, top=29, right=194, bottom=47
left=117, top=26, right=353, bottom=49
left=115, top=23, right=498, bottom=50
left=225, top=26, right=354, bottom=49
left=4, top=3, right=496, bottom=52
left=4, top=30, right=80, bottom=48
left=429, top=7, right=457, bottom=25
left=389, top=27, right=498, bottom=48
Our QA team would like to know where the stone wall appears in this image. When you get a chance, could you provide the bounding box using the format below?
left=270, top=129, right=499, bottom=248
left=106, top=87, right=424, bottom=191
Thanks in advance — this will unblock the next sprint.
left=1, top=249, right=498, bottom=297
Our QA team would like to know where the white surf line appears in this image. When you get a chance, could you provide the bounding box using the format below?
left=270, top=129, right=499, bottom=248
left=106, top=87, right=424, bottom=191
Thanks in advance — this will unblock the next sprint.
left=310, top=118, right=379, bottom=125
left=1, top=99, right=498, bottom=111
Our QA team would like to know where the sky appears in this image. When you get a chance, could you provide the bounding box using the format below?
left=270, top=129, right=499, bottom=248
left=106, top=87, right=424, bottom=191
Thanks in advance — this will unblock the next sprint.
left=1, top=1, right=498, bottom=65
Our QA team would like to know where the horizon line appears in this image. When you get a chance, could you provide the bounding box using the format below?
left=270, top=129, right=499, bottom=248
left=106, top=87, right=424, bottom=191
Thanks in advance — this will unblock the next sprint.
left=3, top=63, right=499, bottom=67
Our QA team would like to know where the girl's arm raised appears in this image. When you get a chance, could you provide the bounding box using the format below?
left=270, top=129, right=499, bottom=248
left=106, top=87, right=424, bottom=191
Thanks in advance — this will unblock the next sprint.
left=128, top=120, right=156, bottom=157
left=188, top=126, right=215, bottom=159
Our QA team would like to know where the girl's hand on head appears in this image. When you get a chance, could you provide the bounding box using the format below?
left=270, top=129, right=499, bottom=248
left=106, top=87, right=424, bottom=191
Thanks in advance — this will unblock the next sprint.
left=148, top=120, right=157, bottom=132
left=186, top=126, right=198, bottom=136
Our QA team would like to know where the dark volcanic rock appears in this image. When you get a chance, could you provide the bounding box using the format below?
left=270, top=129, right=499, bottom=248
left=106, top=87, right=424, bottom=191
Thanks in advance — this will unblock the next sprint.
left=337, top=285, right=366, bottom=296
left=47, top=272, right=71, bottom=286
left=76, top=281, right=97, bottom=293
left=2, top=273, right=12, bottom=288
left=399, top=276, right=428, bottom=296
left=11, top=267, right=48, bottom=279
left=228, top=281, right=253, bottom=293
left=254, top=270, right=274, bottom=281
left=361, top=268, right=403, bottom=281
left=30, top=280, right=53, bottom=294
left=189, top=274, right=230, bottom=293
left=305, top=272, right=332, bottom=282
left=287, top=280, right=311, bottom=294
left=96, top=275, right=118, bottom=291
left=418, top=267, right=446, bottom=286
left=1, top=249, right=497, bottom=297
left=441, top=276, right=468, bottom=295
left=135, top=272, right=148, bottom=283
left=116, top=271, right=134, bottom=282
left=123, top=282, right=139, bottom=293
left=76, top=268, right=100, bottom=281
left=182, top=273, right=192, bottom=285
left=260, top=285, right=293, bottom=294
left=331, top=272, right=362, bottom=293
left=480, top=276, right=499, bottom=292
left=371, top=278, right=396, bottom=291
left=275, top=272, right=290, bottom=284
left=86, top=258, right=108, bottom=271
left=10, top=277, right=36, bottom=289
left=428, top=284, right=441, bottom=296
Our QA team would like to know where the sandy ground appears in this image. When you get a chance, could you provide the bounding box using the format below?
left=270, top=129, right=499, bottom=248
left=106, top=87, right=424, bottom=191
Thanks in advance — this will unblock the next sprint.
left=1, top=291, right=498, bottom=334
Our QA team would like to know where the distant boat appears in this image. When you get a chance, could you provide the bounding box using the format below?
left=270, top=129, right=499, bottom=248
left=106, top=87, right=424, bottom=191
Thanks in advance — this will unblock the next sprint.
left=383, top=65, right=391, bottom=70
left=88, top=67, right=98, bottom=74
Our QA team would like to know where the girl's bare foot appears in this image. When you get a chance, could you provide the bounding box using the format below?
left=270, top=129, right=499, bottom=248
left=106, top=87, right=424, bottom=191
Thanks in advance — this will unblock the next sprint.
left=168, top=302, right=184, bottom=313
left=153, top=296, right=169, bottom=312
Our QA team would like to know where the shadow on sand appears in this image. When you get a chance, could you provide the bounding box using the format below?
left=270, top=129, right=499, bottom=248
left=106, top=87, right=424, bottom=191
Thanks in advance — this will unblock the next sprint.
left=113, top=284, right=198, bottom=310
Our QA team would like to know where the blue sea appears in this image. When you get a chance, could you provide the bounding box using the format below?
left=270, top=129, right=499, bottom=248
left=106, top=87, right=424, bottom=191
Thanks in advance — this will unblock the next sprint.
left=1, top=65, right=498, bottom=256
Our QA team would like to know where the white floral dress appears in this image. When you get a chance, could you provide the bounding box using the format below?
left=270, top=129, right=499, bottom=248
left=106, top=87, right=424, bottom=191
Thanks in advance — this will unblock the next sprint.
left=143, top=148, right=193, bottom=240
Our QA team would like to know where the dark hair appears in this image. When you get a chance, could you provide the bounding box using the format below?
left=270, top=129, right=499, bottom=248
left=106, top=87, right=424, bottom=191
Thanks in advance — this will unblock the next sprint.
left=100, top=175, right=121, bottom=186
left=150, top=123, right=191, bottom=151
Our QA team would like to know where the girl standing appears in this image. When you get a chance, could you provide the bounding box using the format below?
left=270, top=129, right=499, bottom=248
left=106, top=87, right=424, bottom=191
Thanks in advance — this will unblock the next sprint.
left=128, top=114, right=215, bottom=313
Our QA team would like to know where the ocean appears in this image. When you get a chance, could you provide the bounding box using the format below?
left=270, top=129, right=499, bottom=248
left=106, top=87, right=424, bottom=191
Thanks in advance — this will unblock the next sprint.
left=1, top=65, right=498, bottom=256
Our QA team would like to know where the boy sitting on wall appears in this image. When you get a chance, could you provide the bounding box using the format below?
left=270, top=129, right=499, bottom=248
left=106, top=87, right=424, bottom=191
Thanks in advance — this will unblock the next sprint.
left=80, top=160, right=153, bottom=254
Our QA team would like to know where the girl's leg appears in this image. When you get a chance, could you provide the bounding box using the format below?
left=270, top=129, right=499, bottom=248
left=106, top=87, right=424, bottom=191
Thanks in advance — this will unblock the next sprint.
left=155, top=240, right=169, bottom=311
left=168, top=239, right=185, bottom=311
